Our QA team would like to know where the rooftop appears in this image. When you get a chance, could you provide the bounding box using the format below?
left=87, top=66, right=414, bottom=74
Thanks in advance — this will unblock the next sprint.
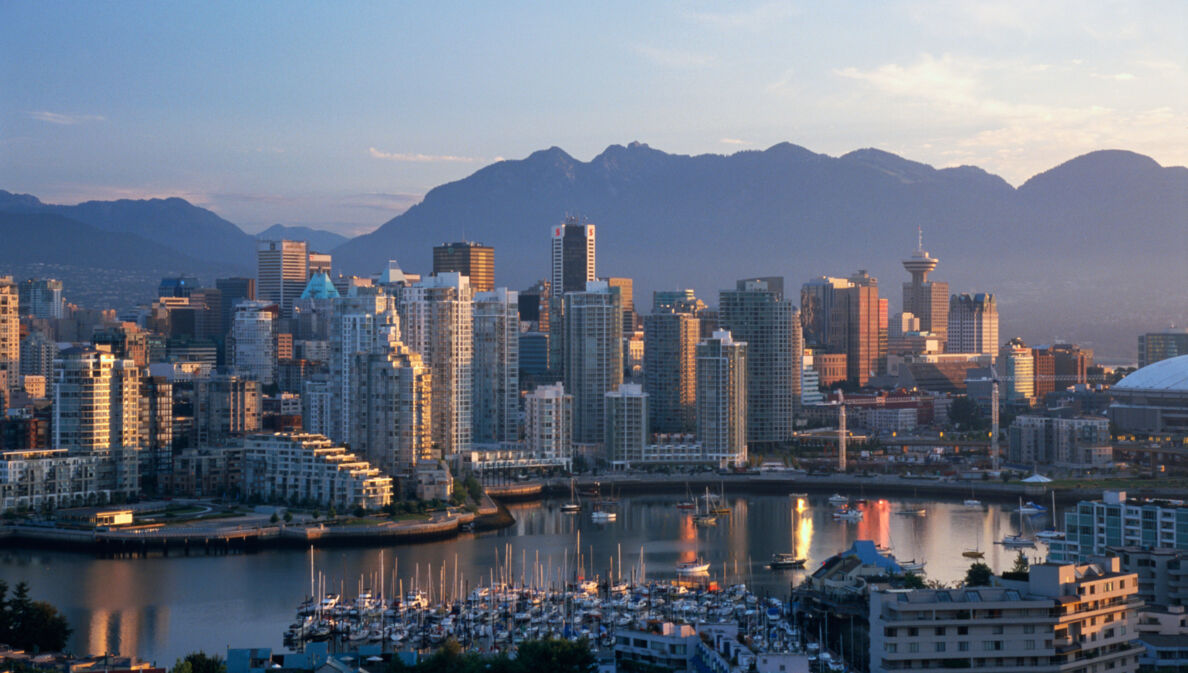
left=1114, top=354, right=1188, bottom=392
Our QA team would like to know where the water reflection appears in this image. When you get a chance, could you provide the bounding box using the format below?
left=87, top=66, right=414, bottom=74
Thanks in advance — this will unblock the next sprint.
left=0, top=493, right=1047, bottom=664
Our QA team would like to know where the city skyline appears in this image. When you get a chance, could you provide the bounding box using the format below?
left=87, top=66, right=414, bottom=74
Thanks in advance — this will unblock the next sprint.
left=2, top=2, right=1185, bottom=233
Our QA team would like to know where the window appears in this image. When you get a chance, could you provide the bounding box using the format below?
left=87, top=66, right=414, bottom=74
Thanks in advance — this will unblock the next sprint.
left=909, top=643, right=920, bottom=653
left=1025, top=640, right=1036, bottom=650
left=959, top=642, right=970, bottom=652
left=885, top=643, right=898, bottom=653
left=909, top=627, right=918, bottom=636
left=993, top=625, right=1004, bottom=634
left=958, top=626, right=968, bottom=635
left=936, top=627, right=946, bottom=636
left=1023, top=624, right=1035, bottom=634
left=936, top=643, right=946, bottom=653
left=885, top=628, right=897, bottom=637
left=984, top=641, right=996, bottom=651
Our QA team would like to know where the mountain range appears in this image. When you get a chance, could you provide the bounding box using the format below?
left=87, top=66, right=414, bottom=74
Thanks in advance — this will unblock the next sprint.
left=3, top=142, right=1186, bottom=360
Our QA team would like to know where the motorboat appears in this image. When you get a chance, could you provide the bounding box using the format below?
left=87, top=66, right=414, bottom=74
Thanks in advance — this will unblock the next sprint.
left=898, top=559, right=927, bottom=572
left=1000, top=534, right=1036, bottom=548
left=768, top=553, right=806, bottom=570
left=832, top=507, right=863, bottom=521
left=963, top=499, right=983, bottom=508
left=1016, top=501, right=1047, bottom=515
left=591, top=510, right=617, bottom=523
left=1035, top=529, right=1065, bottom=541
left=828, top=493, right=849, bottom=505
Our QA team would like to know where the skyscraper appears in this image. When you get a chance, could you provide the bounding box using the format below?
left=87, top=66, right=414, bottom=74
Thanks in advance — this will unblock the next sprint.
left=0, top=277, right=17, bottom=392
left=472, top=288, right=520, bottom=443
left=550, top=217, right=596, bottom=294
left=643, top=311, right=700, bottom=434
left=696, top=330, right=747, bottom=467
left=604, top=277, right=636, bottom=331
left=948, top=293, right=999, bottom=355
left=216, top=277, right=256, bottom=334
left=1138, top=329, right=1188, bottom=367
left=1000, top=337, right=1036, bottom=404
left=563, top=281, right=623, bottom=443
left=525, top=383, right=573, bottom=468
left=799, top=276, right=852, bottom=349
left=257, top=240, right=308, bottom=318
left=230, top=301, right=277, bottom=385
left=719, top=278, right=801, bottom=446
left=605, top=383, right=648, bottom=467
left=352, top=341, right=433, bottom=478
left=329, top=294, right=402, bottom=447
left=399, top=273, right=474, bottom=456
left=829, top=270, right=880, bottom=386
left=17, top=278, right=64, bottom=320
left=901, top=231, right=949, bottom=343
left=433, top=242, right=495, bottom=292
left=52, top=348, right=141, bottom=454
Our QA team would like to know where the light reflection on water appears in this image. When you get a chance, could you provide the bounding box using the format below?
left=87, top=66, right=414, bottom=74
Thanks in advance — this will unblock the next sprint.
left=0, top=493, right=1052, bottom=664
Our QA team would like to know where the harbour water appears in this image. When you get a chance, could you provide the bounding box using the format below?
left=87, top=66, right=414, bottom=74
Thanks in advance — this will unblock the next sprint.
left=0, top=492, right=1053, bottom=665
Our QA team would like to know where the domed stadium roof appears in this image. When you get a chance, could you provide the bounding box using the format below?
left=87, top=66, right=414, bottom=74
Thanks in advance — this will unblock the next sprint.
left=300, top=272, right=340, bottom=300
left=1114, top=354, right=1188, bottom=392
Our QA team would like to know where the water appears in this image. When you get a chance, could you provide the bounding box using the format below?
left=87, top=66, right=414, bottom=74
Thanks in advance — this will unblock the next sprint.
left=0, top=493, right=1051, bottom=664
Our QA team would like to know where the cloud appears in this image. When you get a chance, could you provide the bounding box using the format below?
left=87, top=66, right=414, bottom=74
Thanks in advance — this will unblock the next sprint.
left=719, top=138, right=750, bottom=146
left=683, top=3, right=797, bottom=30
left=1091, top=72, right=1136, bottom=81
left=634, top=45, right=712, bottom=68
left=28, top=111, right=105, bottom=125
left=367, top=147, right=480, bottom=163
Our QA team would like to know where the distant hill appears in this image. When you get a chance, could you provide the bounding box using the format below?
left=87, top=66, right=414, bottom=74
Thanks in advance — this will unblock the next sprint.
left=256, top=224, right=348, bottom=252
left=332, top=142, right=1188, bottom=360
left=0, top=190, right=255, bottom=269
left=0, top=211, right=205, bottom=270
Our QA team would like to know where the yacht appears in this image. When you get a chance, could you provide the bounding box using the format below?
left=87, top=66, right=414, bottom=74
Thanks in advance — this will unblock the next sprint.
left=963, top=499, right=983, bottom=508
left=676, top=560, right=711, bottom=575
left=833, top=506, right=863, bottom=521
left=561, top=478, right=582, bottom=513
left=1016, top=501, right=1047, bottom=515
left=1000, top=534, right=1036, bottom=548
left=828, top=493, right=849, bottom=505
left=768, top=553, right=806, bottom=570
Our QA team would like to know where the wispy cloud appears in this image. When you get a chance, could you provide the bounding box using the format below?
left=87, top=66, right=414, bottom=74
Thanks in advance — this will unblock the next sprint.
left=719, top=138, right=750, bottom=146
left=634, top=45, right=712, bottom=68
left=368, top=147, right=480, bottom=163
left=28, top=111, right=105, bottom=125
left=683, top=3, right=797, bottom=30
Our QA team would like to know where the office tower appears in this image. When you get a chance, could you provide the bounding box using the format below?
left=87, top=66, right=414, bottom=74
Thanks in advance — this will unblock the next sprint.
left=216, top=277, right=256, bottom=334
left=999, top=337, right=1035, bottom=403
left=0, top=277, right=17, bottom=391
left=139, top=376, right=173, bottom=487
left=257, top=240, right=308, bottom=317
left=307, top=251, right=332, bottom=278
left=193, top=375, right=261, bottom=445
left=653, top=289, right=705, bottom=315
left=800, top=276, right=852, bottom=348
left=518, top=280, right=550, bottom=332
left=525, top=383, right=573, bottom=468
left=605, top=383, right=648, bottom=467
left=434, top=242, right=495, bottom=292
left=1046, top=343, right=1093, bottom=384
left=399, top=273, right=474, bottom=456
left=1032, top=346, right=1057, bottom=397
left=718, top=278, right=801, bottom=446
left=562, top=281, right=623, bottom=443
left=518, top=332, right=550, bottom=392
left=948, top=293, right=999, bottom=355
left=643, top=312, right=700, bottom=434
left=328, top=294, right=402, bottom=446
left=19, top=329, right=56, bottom=380
left=696, top=330, right=748, bottom=467
left=551, top=216, right=596, bottom=295
left=472, top=288, right=519, bottom=443
left=900, top=231, right=949, bottom=342
left=801, top=351, right=824, bottom=406
left=604, top=277, right=636, bottom=330
left=17, top=278, right=64, bottom=320
left=1138, top=329, right=1188, bottom=367
left=158, top=276, right=200, bottom=299
left=828, top=270, right=881, bottom=386
left=230, top=301, right=277, bottom=385
left=352, top=341, right=433, bottom=478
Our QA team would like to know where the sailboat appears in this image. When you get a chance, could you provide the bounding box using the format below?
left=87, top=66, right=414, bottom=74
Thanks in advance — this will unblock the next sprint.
left=693, top=487, right=718, bottom=526
left=963, top=528, right=985, bottom=558
left=1000, top=497, right=1036, bottom=547
left=964, top=483, right=982, bottom=508
left=560, top=478, right=581, bottom=513
left=675, top=482, right=696, bottom=510
left=1035, top=491, right=1064, bottom=541
left=771, top=496, right=807, bottom=569
left=710, top=482, right=731, bottom=515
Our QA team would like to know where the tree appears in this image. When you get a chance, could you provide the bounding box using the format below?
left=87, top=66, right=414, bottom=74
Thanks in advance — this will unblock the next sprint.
left=964, top=562, right=993, bottom=587
left=269, top=511, right=279, bottom=524
left=282, top=510, right=293, bottom=523
left=900, top=572, right=926, bottom=589
left=172, top=652, right=226, bottom=673
left=1011, top=551, right=1030, bottom=574
left=0, top=581, right=72, bottom=652
left=948, top=396, right=984, bottom=430
left=516, top=637, right=597, bottom=673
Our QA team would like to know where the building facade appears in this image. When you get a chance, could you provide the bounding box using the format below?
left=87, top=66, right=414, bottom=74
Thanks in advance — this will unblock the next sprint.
left=242, top=433, right=392, bottom=509
left=0, top=276, right=17, bottom=392
left=524, top=383, right=573, bottom=468
left=1049, top=491, right=1188, bottom=562
left=550, top=217, right=596, bottom=295
left=696, top=330, right=748, bottom=467
left=948, top=293, right=999, bottom=355
left=256, top=239, right=308, bottom=318
left=1007, top=415, right=1111, bottom=467
left=606, top=383, right=648, bottom=467
left=433, top=241, right=494, bottom=292
left=643, top=311, right=700, bottom=435
left=230, top=301, right=277, bottom=385
left=562, top=281, right=623, bottom=444
left=472, top=288, right=520, bottom=443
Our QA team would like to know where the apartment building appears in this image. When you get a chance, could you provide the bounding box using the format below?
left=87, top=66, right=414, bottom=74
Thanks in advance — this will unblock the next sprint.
left=242, top=433, right=392, bottom=509
left=1048, top=491, right=1188, bottom=562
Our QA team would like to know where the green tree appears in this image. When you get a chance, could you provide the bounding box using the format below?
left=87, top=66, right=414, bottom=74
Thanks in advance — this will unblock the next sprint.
left=964, top=562, right=993, bottom=587
left=1011, top=551, right=1030, bottom=574
left=0, top=581, right=72, bottom=652
left=948, top=396, right=984, bottom=430
left=515, top=637, right=597, bottom=673
left=282, top=510, right=293, bottom=523
left=900, top=572, right=926, bottom=589
left=269, top=511, right=279, bottom=524
left=172, top=652, right=227, bottom=673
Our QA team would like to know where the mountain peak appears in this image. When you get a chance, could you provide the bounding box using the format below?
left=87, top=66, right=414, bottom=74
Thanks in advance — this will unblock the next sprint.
left=1019, top=149, right=1167, bottom=193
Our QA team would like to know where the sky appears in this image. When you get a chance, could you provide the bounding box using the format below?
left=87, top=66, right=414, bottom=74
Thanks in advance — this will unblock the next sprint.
left=2, top=1, right=1185, bottom=236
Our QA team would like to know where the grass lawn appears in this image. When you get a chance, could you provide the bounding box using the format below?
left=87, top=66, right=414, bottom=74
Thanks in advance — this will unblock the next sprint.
left=1046, top=478, right=1188, bottom=491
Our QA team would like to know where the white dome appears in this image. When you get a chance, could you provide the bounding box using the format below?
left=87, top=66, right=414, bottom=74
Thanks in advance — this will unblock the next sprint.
left=1115, top=354, right=1188, bottom=392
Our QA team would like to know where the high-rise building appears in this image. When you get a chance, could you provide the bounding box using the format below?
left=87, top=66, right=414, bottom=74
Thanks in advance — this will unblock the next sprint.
left=193, top=375, right=261, bottom=445
left=696, top=330, right=748, bottom=467
left=52, top=347, right=141, bottom=454
left=307, top=252, right=332, bottom=279
left=1138, top=329, right=1188, bottom=368
left=0, top=277, right=18, bottom=392
left=472, top=288, right=519, bottom=443
left=525, top=383, right=573, bottom=468
left=948, top=293, right=999, bottom=355
left=604, top=277, right=636, bottom=331
left=551, top=217, right=596, bottom=295
left=19, top=330, right=57, bottom=380
left=563, top=281, right=623, bottom=443
left=1008, top=415, right=1111, bottom=467
left=999, top=337, right=1035, bottom=403
left=433, top=242, right=495, bottom=292
left=17, top=278, right=64, bottom=320
left=828, top=270, right=881, bottom=386
left=1049, top=491, right=1188, bottom=562
left=517, top=280, right=550, bottom=332
left=643, top=312, right=700, bottom=434
left=799, top=276, right=852, bottom=348
left=901, top=232, right=949, bottom=343
left=158, top=276, right=201, bottom=298
left=352, top=341, right=433, bottom=478
left=139, top=376, right=173, bottom=487
left=653, top=289, right=705, bottom=315
left=328, top=294, right=402, bottom=446
left=215, top=277, right=256, bottom=334
left=719, top=278, right=801, bottom=445
left=1046, top=343, right=1093, bottom=385
left=399, top=273, right=474, bottom=456
left=256, top=240, right=308, bottom=318
left=230, top=301, right=277, bottom=385
left=606, top=383, right=648, bottom=467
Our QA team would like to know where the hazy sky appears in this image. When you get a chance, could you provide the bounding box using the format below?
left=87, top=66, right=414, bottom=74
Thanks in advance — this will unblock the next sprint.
left=2, top=1, right=1185, bottom=235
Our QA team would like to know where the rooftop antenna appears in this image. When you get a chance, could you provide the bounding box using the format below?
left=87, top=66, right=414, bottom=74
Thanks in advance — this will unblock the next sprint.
left=917, top=225, right=923, bottom=252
